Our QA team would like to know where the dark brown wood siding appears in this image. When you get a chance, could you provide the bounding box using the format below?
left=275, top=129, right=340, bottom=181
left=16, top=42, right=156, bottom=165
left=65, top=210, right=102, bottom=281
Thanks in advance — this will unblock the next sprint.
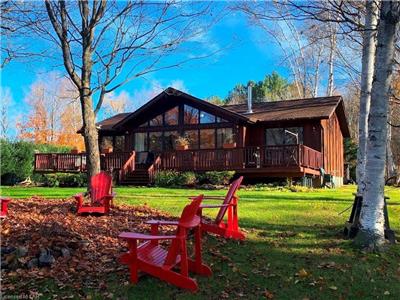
left=321, top=112, right=344, bottom=177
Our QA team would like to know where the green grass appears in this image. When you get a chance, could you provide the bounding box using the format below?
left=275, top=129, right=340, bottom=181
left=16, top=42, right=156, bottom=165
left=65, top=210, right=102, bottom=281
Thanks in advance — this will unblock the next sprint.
left=1, top=185, right=400, bottom=299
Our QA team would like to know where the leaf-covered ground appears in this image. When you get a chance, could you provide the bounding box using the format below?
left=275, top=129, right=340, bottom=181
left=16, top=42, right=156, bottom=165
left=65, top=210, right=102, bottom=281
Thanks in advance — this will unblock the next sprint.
left=1, top=185, right=399, bottom=299
left=1, top=198, right=175, bottom=298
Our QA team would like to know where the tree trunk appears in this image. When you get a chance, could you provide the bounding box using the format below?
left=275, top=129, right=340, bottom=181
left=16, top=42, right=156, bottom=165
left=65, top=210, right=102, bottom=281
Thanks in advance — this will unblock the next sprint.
left=356, top=0, right=378, bottom=196
left=386, top=109, right=396, bottom=180
left=81, top=93, right=101, bottom=179
left=355, top=1, right=400, bottom=250
left=326, top=23, right=336, bottom=96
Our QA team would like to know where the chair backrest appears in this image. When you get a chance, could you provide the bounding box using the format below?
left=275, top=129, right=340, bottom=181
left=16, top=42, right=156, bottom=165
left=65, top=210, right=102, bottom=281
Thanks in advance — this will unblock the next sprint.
left=178, top=194, right=203, bottom=229
left=90, top=171, right=112, bottom=204
left=164, top=195, right=203, bottom=266
left=215, top=176, right=243, bottom=224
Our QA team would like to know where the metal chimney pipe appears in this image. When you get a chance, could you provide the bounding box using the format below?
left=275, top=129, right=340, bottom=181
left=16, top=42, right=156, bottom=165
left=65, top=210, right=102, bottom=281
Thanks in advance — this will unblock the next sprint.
left=247, top=82, right=254, bottom=113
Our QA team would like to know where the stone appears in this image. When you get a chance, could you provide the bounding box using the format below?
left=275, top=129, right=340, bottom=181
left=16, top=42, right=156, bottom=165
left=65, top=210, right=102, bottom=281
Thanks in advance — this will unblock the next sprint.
left=38, top=248, right=55, bottom=267
left=15, top=246, right=28, bottom=257
left=61, top=248, right=71, bottom=259
left=27, top=258, right=39, bottom=269
left=1, top=246, right=16, bottom=255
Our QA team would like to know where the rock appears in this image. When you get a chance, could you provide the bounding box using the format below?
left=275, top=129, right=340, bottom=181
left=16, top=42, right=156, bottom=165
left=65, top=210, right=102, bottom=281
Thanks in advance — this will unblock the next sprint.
left=27, top=258, right=39, bottom=269
left=38, top=249, right=55, bottom=267
left=15, top=246, right=28, bottom=257
left=2, top=253, right=17, bottom=269
left=1, top=246, right=16, bottom=255
left=61, top=248, right=71, bottom=259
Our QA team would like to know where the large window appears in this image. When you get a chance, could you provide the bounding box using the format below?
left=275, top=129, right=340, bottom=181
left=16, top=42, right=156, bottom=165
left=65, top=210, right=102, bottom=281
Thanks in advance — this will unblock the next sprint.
left=184, top=105, right=199, bottom=124
left=217, top=128, right=234, bottom=148
left=100, top=136, right=113, bottom=152
left=266, top=127, right=303, bottom=146
left=149, top=132, right=163, bottom=152
left=184, top=130, right=199, bottom=149
left=200, top=129, right=215, bottom=149
left=134, top=132, right=147, bottom=152
left=114, top=136, right=125, bottom=152
left=164, top=131, right=178, bottom=150
left=164, top=107, right=179, bottom=125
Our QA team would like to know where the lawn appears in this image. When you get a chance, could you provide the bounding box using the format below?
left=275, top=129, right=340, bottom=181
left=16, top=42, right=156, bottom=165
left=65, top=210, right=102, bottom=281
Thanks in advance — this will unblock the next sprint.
left=1, top=185, right=400, bottom=299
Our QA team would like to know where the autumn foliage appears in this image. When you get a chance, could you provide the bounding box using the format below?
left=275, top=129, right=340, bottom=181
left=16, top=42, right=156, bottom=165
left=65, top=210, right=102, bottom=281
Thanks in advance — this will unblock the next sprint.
left=17, top=75, right=85, bottom=151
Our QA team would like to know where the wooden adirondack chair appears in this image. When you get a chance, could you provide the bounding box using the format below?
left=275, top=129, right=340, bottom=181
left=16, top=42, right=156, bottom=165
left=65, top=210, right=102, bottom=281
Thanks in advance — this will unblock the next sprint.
left=118, top=195, right=212, bottom=292
left=192, top=176, right=245, bottom=240
left=0, top=198, right=11, bottom=218
left=74, top=171, right=115, bottom=215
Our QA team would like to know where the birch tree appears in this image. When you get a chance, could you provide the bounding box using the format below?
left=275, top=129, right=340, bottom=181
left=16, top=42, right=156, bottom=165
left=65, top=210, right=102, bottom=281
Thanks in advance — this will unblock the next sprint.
left=356, top=1, right=379, bottom=196
left=355, top=0, right=400, bottom=250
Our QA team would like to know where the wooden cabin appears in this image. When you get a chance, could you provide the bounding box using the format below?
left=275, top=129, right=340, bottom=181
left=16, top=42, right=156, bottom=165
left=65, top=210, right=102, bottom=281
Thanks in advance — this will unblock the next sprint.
left=34, top=87, right=350, bottom=186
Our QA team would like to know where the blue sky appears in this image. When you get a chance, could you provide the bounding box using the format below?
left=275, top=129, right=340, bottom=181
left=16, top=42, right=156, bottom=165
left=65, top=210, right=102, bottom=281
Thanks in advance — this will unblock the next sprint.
left=1, top=7, right=297, bottom=136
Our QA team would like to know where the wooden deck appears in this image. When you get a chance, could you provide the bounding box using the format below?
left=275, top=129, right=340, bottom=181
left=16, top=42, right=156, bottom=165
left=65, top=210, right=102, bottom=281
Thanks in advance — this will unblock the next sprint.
left=34, top=145, right=322, bottom=184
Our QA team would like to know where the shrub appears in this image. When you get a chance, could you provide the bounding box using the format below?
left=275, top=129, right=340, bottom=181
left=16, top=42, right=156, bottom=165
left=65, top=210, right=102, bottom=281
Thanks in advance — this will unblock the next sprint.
left=0, top=139, right=72, bottom=185
left=198, top=171, right=235, bottom=185
left=178, top=172, right=197, bottom=187
left=154, top=170, right=181, bottom=187
left=154, top=170, right=197, bottom=187
left=43, top=173, right=87, bottom=187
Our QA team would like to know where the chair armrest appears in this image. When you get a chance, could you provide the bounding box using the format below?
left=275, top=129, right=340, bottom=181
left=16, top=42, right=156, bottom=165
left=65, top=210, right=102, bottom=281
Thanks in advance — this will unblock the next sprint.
left=119, top=232, right=177, bottom=241
left=146, top=220, right=179, bottom=226
left=200, top=204, right=231, bottom=209
left=189, top=196, right=225, bottom=201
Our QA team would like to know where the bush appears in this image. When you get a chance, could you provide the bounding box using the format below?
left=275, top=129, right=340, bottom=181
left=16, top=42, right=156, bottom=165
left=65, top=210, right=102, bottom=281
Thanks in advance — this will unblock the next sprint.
left=154, top=170, right=181, bottom=187
left=154, top=170, right=197, bottom=187
left=0, top=139, right=72, bottom=185
left=198, top=171, right=235, bottom=185
left=42, top=173, right=87, bottom=187
left=178, top=172, right=196, bottom=187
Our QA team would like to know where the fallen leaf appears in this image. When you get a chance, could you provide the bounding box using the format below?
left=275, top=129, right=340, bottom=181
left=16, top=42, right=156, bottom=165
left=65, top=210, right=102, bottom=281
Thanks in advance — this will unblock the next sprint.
left=264, top=290, right=274, bottom=299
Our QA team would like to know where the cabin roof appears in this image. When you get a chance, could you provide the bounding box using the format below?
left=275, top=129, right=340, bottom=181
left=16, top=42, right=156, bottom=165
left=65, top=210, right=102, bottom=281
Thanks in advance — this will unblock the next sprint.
left=222, top=96, right=349, bottom=137
left=96, top=113, right=131, bottom=131
left=222, top=96, right=341, bottom=122
left=94, top=88, right=350, bottom=137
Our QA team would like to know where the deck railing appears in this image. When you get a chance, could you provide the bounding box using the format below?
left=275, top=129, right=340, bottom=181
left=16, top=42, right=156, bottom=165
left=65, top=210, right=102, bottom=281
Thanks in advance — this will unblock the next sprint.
left=34, top=152, right=133, bottom=173
left=34, top=145, right=322, bottom=174
left=160, top=144, right=322, bottom=171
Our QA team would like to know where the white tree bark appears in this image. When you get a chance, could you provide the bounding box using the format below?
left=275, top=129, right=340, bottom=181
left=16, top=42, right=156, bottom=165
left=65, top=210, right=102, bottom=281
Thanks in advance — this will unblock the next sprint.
left=326, top=23, right=336, bottom=96
left=355, top=0, right=400, bottom=250
left=386, top=108, right=396, bottom=180
left=356, top=0, right=378, bottom=196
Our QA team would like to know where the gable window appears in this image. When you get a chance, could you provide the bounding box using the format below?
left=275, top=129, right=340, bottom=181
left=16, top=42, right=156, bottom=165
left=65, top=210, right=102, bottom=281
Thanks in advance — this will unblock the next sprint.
left=217, top=117, right=228, bottom=123
left=184, top=105, right=199, bottom=124
left=199, top=111, right=216, bottom=124
left=149, top=114, right=163, bottom=127
left=265, top=127, right=303, bottom=146
left=164, top=107, right=179, bottom=125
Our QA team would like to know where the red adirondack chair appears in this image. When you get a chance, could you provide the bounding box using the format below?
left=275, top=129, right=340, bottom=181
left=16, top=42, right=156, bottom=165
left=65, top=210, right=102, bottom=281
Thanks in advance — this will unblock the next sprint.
left=192, top=176, right=245, bottom=240
left=0, top=198, right=11, bottom=218
left=118, top=195, right=212, bottom=292
left=74, top=171, right=115, bottom=215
